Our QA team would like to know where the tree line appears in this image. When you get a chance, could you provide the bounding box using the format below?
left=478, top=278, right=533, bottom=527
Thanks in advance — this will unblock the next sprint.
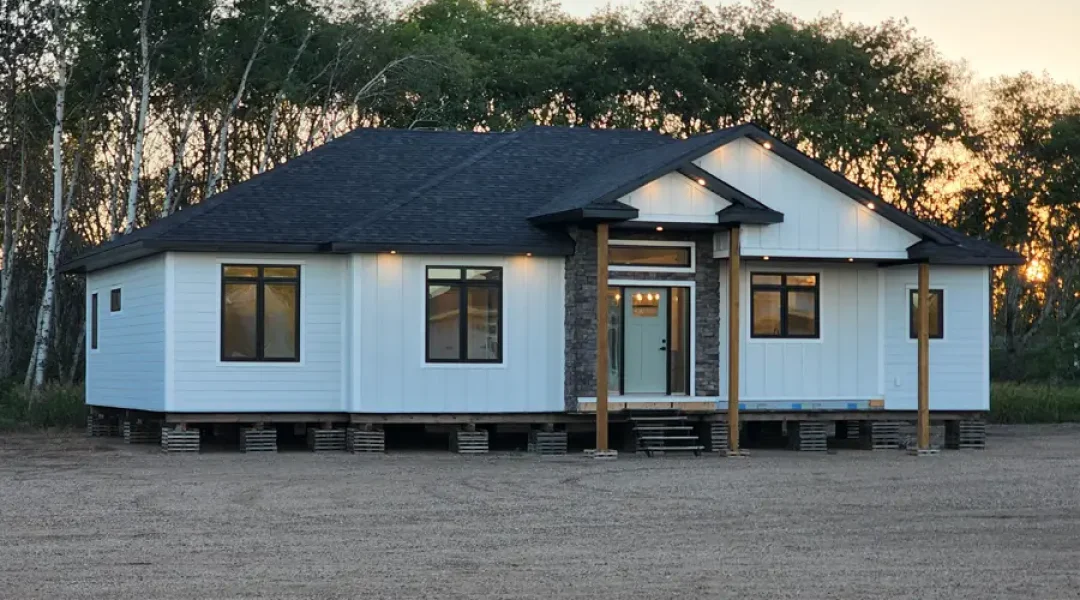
left=1, top=0, right=1078, bottom=389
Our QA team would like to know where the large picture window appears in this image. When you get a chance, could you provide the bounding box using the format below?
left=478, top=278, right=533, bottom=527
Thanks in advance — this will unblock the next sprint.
left=751, top=273, right=819, bottom=338
left=426, top=266, right=502, bottom=363
left=221, top=265, right=300, bottom=362
left=909, top=289, right=944, bottom=339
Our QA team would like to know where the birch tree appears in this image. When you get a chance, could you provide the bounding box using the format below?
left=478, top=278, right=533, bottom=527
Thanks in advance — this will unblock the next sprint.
left=204, top=9, right=272, bottom=199
left=259, top=26, right=311, bottom=173
left=123, top=0, right=152, bottom=234
left=26, top=0, right=71, bottom=388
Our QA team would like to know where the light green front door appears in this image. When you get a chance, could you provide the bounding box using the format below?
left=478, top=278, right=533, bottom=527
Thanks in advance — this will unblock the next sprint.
left=623, top=288, right=668, bottom=394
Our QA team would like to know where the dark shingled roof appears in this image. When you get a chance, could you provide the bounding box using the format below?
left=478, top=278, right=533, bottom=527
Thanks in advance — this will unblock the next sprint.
left=63, top=123, right=1023, bottom=272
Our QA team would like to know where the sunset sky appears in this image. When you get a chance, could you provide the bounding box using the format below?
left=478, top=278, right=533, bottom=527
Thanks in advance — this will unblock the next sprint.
left=558, top=0, right=1080, bottom=85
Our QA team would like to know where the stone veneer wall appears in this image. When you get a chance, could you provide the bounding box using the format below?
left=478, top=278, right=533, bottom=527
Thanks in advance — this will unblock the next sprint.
left=563, top=228, right=722, bottom=411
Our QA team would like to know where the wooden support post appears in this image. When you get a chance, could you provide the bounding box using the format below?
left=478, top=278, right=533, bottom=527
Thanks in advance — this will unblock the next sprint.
left=596, top=222, right=610, bottom=452
left=727, top=226, right=741, bottom=453
left=917, top=262, right=931, bottom=450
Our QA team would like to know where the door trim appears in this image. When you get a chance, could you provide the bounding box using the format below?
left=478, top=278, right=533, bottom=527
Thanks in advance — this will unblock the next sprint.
left=608, top=279, right=696, bottom=397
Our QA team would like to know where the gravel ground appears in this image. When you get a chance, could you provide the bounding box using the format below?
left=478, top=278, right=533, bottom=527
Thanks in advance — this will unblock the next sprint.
left=2, top=425, right=1080, bottom=599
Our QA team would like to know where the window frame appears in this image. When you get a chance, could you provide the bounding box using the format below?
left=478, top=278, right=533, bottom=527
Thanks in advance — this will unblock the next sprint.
left=425, top=266, right=504, bottom=364
left=749, top=272, right=821, bottom=339
left=608, top=240, right=695, bottom=274
left=90, top=293, right=99, bottom=350
left=908, top=288, right=945, bottom=340
left=109, top=288, right=122, bottom=313
left=219, top=264, right=301, bottom=363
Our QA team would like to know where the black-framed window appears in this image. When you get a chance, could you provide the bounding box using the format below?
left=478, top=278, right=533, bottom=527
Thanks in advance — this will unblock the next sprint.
left=609, top=244, right=692, bottom=268
left=909, top=289, right=944, bottom=339
left=221, top=265, right=300, bottom=362
left=751, top=273, right=819, bottom=338
left=110, top=288, right=122, bottom=312
left=426, top=266, right=502, bottom=363
left=90, top=293, right=98, bottom=350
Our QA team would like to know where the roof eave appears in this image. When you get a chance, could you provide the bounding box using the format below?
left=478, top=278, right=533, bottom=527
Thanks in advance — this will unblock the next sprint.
left=329, top=242, right=571, bottom=256
left=715, top=206, right=785, bottom=225
left=528, top=206, right=638, bottom=225
left=61, top=240, right=332, bottom=274
left=906, top=243, right=1026, bottom=266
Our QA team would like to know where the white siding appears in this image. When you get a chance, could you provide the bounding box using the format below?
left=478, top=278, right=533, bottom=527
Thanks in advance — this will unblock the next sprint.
left=699, top=138, right=920, bottom=259
left=883, top=265, right=990, bottom=411
left=169, top=253, right=346, bottom=412
left=718, top=262, right=881, bottom=406
left=352, top=254, right=564, bottom=413
left=86, top=255, right=166, bottom=411
left=618, top=172, right=731, bottom=223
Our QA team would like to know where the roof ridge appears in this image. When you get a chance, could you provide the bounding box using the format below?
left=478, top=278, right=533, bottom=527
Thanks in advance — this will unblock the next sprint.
left=325, top=129, right=529, bottom=243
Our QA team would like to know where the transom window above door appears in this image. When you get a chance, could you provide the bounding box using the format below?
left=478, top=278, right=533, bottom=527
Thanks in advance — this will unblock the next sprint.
left=609, top=241, right=694, bottom=272
left=750, top=273, right=819, bottom=339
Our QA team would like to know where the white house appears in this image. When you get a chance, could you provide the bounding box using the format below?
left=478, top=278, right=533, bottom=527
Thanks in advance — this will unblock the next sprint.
left=65, top=124, right=1021, bottom=453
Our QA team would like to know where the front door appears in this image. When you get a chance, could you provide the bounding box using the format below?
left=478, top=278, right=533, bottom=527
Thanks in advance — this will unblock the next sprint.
left=623, top=288, right=668, bottom=394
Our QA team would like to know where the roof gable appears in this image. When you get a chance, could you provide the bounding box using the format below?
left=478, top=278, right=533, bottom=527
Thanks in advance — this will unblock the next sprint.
left=697, top=137, right=920, bottom=259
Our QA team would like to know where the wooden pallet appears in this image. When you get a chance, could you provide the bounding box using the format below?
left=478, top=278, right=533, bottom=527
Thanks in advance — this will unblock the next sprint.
left=87, top=415, right=120, bottom=438
left=527, top=431, right=567, bottom=456
left=123, top=421, right=161, bottom=444
left=788, top=421, right=828, bottom=452
left=241, top=427, right=278, bottom=452
left=946, top=420, right=986, bottom=449
left=845, top=421, right=861, bottom=440
left=160, top=427, right=200, bottom=453
left=307, top=428, right=347, bottom=452
left=860, top=421, right=900, bottom=450
left=347, top=428, right=385, bottom=453
left=451, top=430, right=489, bottom=454
left=708, top=422, right=729, bottom=453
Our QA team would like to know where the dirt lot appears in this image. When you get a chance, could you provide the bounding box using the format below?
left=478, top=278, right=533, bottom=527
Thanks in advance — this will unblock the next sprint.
left=1, top=426, right=1079, bottom=599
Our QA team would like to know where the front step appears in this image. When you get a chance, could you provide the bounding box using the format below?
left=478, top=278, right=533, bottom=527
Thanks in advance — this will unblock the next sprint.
left=629, top=411, right=703, bottom=457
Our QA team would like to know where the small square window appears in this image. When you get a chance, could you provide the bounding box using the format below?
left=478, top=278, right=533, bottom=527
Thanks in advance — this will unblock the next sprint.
left=750, top=273, right=820, bottom=338
left=110, top=289, right=122, bottom=312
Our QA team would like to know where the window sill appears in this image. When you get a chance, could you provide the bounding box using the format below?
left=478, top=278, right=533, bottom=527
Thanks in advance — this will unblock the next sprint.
left=748, top=336, right=823, bottom=344
left=422, top=361, right=507, bottom=370
left=216, top=360, right=306, bottom=368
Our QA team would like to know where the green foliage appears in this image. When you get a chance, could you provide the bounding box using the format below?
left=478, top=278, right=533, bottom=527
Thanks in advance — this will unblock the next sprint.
left=0, top=384, right=86, bottom=431
left=991, top=382, right=1080, bottom=424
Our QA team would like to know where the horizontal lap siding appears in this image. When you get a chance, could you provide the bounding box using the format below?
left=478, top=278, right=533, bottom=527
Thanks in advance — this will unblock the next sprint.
left=353, top=254, right=564, bottom=413
left=697, top=138, right=920, bottom=259
left=86, top=255, right=166, bottom=410
left=884, top=266, right=990, bottom=411
left=718, top=262, right=880, bottom=403
left=170, top=253, right=345, bottom=412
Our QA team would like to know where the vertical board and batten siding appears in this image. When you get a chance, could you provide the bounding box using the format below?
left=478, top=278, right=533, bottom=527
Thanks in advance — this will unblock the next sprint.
left=352, top=254, right=564, bottom=413
left=717, top=262, right=881, bottom=405
left=85, top=255, right=166, bottom=411
left=618, top=172, right=731, bottom=223
left=169, top=253, right=346, bottom=412
left=699, top=138, right=920, bottom=259
left=883, top=265, right=990, bottom=411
